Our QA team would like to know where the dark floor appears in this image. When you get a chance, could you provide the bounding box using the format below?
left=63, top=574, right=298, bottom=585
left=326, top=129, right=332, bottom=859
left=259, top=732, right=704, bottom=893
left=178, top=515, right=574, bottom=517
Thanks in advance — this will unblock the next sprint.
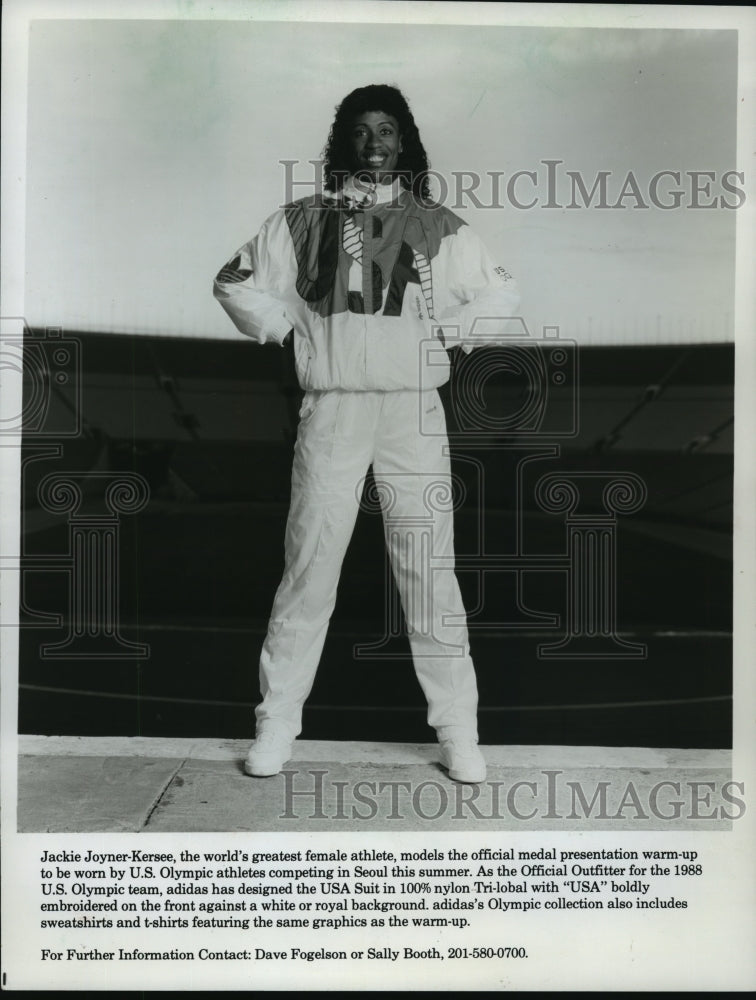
left=16, top=337, right=734, bottom=749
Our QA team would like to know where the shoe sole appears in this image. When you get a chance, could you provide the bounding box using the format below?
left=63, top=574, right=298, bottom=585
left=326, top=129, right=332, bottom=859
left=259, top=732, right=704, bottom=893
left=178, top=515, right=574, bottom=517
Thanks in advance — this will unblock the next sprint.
left=244, top=762, right=284, bottom=778
left=244, top=753, right=293, bottom=778
left=440, top=750, right=486, bottom=784
left=444, top=765, right=487, bottom=784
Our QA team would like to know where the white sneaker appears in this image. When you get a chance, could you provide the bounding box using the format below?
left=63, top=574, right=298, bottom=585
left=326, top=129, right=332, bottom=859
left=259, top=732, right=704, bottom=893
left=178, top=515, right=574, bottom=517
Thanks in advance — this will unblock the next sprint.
left=439, top=737, right=486, bottom=783
left=244, top=730, right=294, bottom=777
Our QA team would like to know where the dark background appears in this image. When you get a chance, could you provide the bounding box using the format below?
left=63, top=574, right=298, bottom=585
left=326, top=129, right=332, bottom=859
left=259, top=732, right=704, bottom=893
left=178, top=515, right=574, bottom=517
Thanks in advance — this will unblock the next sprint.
left=17, top=333, right=733, bottom=748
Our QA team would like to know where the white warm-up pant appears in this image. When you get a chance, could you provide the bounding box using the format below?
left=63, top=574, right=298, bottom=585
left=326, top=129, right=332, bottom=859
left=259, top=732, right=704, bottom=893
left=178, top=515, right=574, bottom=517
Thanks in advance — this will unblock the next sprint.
left=255, top=388, right=479, bottom=740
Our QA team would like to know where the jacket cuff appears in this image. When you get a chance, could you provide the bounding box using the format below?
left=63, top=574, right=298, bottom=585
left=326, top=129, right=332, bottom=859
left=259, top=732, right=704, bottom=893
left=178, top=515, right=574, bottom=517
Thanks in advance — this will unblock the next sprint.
left=263, top=313, right=293, bottom=346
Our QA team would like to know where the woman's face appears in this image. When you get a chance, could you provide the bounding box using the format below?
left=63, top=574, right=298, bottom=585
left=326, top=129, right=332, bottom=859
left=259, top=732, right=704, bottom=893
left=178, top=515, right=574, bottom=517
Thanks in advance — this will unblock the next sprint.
left=349, top=111, right=402, bottom=183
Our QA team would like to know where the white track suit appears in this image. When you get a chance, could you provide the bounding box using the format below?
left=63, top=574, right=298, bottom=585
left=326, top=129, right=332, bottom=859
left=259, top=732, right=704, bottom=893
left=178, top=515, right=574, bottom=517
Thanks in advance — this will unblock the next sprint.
left=214, top=179, right=519, bottom=739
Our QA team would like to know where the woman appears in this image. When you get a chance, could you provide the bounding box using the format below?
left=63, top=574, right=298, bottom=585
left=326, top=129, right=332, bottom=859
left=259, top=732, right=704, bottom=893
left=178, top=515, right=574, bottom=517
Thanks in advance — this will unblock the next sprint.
left=213, top=84, right=519, bottom=782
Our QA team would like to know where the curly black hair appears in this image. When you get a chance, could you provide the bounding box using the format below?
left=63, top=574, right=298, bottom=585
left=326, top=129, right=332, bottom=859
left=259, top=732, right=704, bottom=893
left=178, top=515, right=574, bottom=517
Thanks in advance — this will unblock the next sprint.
left=322, top=84, right=432, bottom=201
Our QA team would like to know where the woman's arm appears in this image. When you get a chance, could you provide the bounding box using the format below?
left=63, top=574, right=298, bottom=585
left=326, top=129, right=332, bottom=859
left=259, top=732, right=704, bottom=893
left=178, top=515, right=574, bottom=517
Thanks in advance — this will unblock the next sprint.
left=435, top=223, right=521, bottom=353
left=213, top=212, right=295, bottom=345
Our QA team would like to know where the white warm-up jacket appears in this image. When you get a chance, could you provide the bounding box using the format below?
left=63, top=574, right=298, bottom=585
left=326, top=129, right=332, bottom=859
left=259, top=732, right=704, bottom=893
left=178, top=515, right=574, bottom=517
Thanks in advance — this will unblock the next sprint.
left=213, top=179, right=520, bottom=391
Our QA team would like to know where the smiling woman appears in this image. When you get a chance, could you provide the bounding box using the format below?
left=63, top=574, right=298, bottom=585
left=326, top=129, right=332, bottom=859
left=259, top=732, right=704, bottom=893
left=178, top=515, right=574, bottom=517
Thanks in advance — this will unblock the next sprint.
left=213, top=82, right=520, bottom=784
left=322, top=84, right=433, bottom=201
left=21, top=22, right=737, bottom=342
left=350, top=111, right=402, bottom=184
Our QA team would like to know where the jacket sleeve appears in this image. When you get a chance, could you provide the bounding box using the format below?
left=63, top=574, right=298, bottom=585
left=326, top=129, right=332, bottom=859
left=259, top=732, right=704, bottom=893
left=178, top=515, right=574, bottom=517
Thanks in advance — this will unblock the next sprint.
left=435, top=224, right=521, bottom=353
left=212, top=212, right=295, bottom=346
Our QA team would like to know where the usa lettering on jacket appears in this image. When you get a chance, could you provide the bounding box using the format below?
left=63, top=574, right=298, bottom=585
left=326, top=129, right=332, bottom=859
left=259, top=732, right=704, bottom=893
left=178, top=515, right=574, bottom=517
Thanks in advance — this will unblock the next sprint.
left=213, top=187, right=519, bottom=391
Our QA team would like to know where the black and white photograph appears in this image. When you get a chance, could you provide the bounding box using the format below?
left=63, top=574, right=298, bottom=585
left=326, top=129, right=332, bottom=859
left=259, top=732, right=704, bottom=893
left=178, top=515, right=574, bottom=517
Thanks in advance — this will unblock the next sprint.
left=1, top=0, right=754, bottom=991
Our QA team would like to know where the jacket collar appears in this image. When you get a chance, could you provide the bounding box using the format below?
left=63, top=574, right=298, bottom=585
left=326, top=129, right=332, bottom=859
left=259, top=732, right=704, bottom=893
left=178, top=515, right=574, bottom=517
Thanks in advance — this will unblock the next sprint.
left=324, top=176, right=405, bottom=211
